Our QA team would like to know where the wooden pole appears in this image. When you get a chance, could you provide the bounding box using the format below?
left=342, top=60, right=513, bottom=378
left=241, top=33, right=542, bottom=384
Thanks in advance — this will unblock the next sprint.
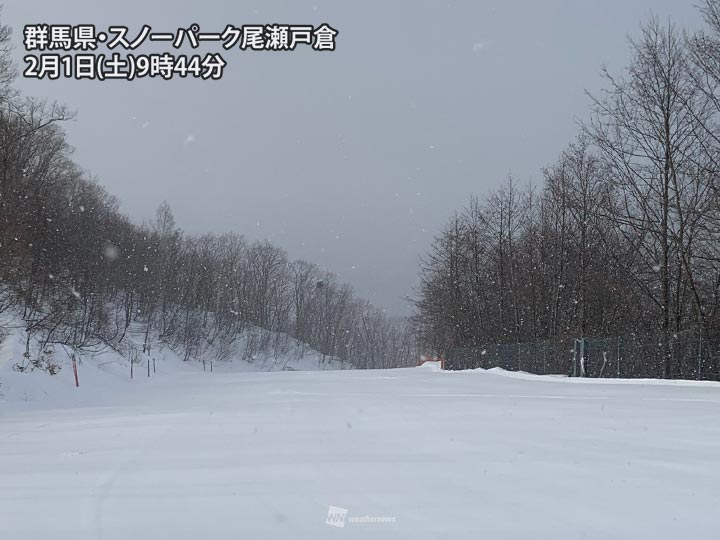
left=72, top=355, right=79, bottom=387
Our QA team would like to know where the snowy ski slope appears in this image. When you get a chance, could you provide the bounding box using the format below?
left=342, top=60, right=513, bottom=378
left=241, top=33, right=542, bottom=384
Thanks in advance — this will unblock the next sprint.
left=1, top=366, right=719, bottom=539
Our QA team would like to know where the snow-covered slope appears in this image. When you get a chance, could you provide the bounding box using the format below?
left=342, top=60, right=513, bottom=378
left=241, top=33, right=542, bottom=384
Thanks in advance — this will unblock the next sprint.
left=0, top=316, right=344, bottom=409
left=1, top=364, right=719, bottom=539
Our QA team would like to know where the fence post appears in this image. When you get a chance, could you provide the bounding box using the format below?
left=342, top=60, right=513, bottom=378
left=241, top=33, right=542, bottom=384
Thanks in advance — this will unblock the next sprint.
left=572, top=340, right=577, bottom=377
left=599, top=351, right=608, bottom=378
left=617, top=338, right=621, bottom=378
left=697, top=336, right=703, bottom=381
left=517, top=342, right=521, bottom=372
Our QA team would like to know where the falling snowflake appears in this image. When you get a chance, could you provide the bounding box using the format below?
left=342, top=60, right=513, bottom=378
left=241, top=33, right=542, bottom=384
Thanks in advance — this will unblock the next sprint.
left=472, top=42, right=488, bottom=54
left=104, top=244, right=119, bottom=261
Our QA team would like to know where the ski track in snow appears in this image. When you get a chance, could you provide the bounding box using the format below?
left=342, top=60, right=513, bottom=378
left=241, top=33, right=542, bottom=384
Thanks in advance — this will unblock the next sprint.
left=1, top=367, right=719, bottom=539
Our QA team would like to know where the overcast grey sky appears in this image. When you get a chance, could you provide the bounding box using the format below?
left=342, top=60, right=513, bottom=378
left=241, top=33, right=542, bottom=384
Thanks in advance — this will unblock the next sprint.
left=3, top=0, right=703, bottom=315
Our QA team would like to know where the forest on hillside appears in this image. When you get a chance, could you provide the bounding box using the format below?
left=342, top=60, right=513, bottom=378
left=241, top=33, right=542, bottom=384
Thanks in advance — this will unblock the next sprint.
left=0, top=13, right=415, bottom=370
left=414, top=3, right=720, bottom=378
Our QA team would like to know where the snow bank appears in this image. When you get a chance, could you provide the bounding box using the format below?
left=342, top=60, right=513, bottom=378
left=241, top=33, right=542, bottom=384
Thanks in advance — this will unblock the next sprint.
left=0, top=315, right=343, bottom=410
left=416, top=360, right=444, bottom=372
left=448, top=365, right=720, bottom=387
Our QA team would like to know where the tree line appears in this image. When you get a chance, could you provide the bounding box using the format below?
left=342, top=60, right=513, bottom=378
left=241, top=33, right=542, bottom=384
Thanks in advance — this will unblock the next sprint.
left=414, top=4, right=720, bottom=378
left=0, top=14, right=415, bottom=370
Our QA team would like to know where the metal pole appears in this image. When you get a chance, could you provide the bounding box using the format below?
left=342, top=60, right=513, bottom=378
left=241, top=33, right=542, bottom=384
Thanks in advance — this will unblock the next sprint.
left=572, top=340, right=577, bottom=377
left=697, top=336, right=703, bottom=381
left=517, top=342, right=521, bottom=372
left=323, top=286, right=329, bottom=364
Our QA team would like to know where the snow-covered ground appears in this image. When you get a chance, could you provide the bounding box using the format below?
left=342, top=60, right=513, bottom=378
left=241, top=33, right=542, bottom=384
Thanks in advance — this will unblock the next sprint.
left=0, top=317, right=344, bottom=409
left=1, top=364, right=719, bottom=539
